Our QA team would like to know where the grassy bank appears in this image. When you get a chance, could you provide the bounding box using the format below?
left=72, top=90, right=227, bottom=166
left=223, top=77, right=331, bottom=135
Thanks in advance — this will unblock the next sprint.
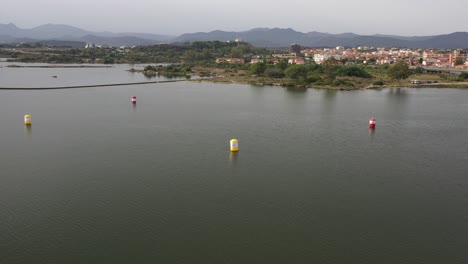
left=184, top=67, right=468, bottom=90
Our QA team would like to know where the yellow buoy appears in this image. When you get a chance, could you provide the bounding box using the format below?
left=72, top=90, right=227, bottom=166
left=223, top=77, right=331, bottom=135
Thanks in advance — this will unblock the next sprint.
left=230, top=139, right=239, bottom=152
left=24, top=114, right=32, bottom=125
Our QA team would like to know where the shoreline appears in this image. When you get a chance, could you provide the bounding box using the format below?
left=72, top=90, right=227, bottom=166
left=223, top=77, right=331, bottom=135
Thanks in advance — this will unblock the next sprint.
left=3, top=64, right=468, bottom=90
left=6, top=65, right=113, bottom=68
left=2, top=78, right=468, bottom=90
left=188, top=71, right=468, bottom=90
left=192, top=78, right=468, bottom=90
left=0, top=79, right=188, bottom=90
left=186, top=66, right=468, bottom=90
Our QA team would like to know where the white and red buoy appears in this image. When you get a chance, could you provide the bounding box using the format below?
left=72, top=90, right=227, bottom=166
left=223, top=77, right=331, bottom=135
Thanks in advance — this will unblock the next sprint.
left=131, top=96, right=136, bottom=104
left=369, top=117, right=376, bottom=128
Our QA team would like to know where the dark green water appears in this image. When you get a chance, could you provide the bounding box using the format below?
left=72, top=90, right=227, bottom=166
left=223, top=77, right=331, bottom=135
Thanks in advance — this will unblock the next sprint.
left=1, top=65, right=468, bottom=263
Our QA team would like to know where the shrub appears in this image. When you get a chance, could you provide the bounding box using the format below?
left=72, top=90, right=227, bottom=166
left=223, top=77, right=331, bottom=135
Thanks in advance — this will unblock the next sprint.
left=414, top=67, right=424, bottom=74
left=306, top=72, right=322, bottom=83
left=284, top=64, right=307, bottom=79
left=336, top=66, right=372, bottom=78
left=265, top=68, right=285, bottom=78
left=459, top=72, right=468, bottom=79
left=144, top=65, right=157, bottom=71
left=314, top=78, right=334, bottom=86
left=249, top=62, right=267, bottom=75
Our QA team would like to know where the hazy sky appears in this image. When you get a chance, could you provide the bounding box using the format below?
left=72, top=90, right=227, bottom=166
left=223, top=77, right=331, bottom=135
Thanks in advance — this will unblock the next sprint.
left=1, top=0, right=467, bottom=36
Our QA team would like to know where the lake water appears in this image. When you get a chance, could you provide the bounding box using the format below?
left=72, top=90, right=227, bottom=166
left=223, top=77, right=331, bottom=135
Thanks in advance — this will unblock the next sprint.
left=1, top=64, right=468, bottom=263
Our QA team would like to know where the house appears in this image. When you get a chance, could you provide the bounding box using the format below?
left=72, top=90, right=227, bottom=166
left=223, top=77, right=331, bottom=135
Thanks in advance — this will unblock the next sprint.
left=302, top=49, right=315, bottom=57
left=250, top=58, right=264, bottom=64
left=216, top=58, right=245, bottom=64
left=288, top=58, right=305, bottom=65
left=411, top=80, right=437, bottom=84
left=449, top=49, right=468, bottom=66
left=313, top=54, right=341, bottom=64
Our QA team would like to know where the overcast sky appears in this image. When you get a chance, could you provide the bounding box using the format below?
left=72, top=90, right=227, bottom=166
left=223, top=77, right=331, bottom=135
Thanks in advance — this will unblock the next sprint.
left=1, top=0, right=467, bottom=36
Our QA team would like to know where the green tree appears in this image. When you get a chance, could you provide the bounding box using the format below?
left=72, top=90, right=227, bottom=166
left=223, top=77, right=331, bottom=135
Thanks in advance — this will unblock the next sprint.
left=265, top=68, right=285, bottom=78
left=201, top=48, right=212, bottom=61
left=336, top=65, right=371, bottom=78
left=182, top=50, right=197, bottom=62
left=459, top=72, right=468, bottom=79
left=249, top=62, right=267, bottom=75
left=276, top=60, right=288, bottom=71
left=387, top=61, right=411, bottom=82
left=455, top=58, right=464, bottom=66
left=322, top=57, right=339, bottom=79
left=304, top=63, right=321, bottom=73
left=144, top=65, right=158, bottom=71
left=414, top=66, right=424, bottom=74
left=230, top=47, right=244, bottom=58
left=284, top=64, right=307, bottom=79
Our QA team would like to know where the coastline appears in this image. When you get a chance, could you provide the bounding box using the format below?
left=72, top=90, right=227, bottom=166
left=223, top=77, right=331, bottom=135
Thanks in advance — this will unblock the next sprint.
left=193, top=78, right=468, bottom=90
left=3, top=63, right=468, bottom=90
left=186, top=67, right=468, bottom=90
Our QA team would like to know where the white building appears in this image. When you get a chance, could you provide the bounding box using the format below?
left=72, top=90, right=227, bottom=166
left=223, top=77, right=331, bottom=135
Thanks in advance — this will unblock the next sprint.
left=85, top=43, right=96, bottom=49
left=313, top=54, right=341, bottom=64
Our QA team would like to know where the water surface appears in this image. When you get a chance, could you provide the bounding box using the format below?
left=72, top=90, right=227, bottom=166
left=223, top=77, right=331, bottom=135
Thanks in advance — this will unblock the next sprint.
left=0, top=67, right=468, bottom=263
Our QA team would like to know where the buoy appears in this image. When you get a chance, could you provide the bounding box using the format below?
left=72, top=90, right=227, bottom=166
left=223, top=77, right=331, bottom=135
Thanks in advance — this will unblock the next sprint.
left=24, top=114, right=31, bottom=125
left=369, top=117, right=376, bottom=128
left=131, top=96, right=136, bottom=104
left=230, top=139, right=239, bottom=152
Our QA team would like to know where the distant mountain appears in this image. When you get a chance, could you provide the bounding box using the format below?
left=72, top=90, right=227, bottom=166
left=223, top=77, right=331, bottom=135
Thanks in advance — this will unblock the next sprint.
left=28, top=24, right=90, bottom=39
left=371, top=34, right=433, bottom=42
left=116, top=32, right=175, bottom=41
left=78, top=35, right=160, bottom=47
left=0, top=23, right=22, bottom=36
left=174, top=28, right=307, bottom=47
left=175, top=30, right=239, bottom=43
left=1, top=23, right=468, bottom=49
left=0, top=23, right=173, bottom=47
left=173, top=28, right=468, bottom=49
left=311, top=35, right=413, bottom=48
left=241, top=28, right=310, bottom=47
left=0, top=35, right=37, bottom=44
left=37, top=40, right=87, bottom=48
left=335, top=32, right=360, bottom=38
left=411, top=32, right=468, bottom=49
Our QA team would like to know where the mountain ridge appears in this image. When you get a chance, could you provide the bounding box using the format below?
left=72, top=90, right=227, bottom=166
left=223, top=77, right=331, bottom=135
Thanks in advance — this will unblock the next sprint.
left=0, top=23, right=174, bottom=46
left=1, top=23, right=467, bottom=49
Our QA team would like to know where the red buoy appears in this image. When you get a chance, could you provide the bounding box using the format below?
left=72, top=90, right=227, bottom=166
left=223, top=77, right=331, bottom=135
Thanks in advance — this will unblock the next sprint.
left=369, top=117, right=376, bottom=128
left=131, top=96, right=136, bottom=104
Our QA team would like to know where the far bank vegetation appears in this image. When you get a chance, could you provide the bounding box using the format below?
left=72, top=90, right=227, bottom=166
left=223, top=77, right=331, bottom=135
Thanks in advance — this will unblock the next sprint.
left=3, top=41, right=468, bottom=89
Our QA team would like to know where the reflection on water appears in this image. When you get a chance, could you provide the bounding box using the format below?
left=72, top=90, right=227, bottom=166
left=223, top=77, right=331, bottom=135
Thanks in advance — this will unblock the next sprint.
left=387, top=87, right=408, bottom=101
left=384, top=88, right=410, bottom=127
left=386, top=88, right=408, bottom=106
left=24, top=125, right=32, bottom=140
left=320, top=89, right=338, bottom=121
left=1, top=79, right=468, bottom=264
left=249, top=85, right=267, bottom=99
left=368, top=127, right=375, bottom=141
left=285, top=86, right=307, bottom=94
left=0, top=62, right=184, bottom=88
left=143, top=73, right=159, bottom=79
left=228, top=151, right=238, bottom=169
